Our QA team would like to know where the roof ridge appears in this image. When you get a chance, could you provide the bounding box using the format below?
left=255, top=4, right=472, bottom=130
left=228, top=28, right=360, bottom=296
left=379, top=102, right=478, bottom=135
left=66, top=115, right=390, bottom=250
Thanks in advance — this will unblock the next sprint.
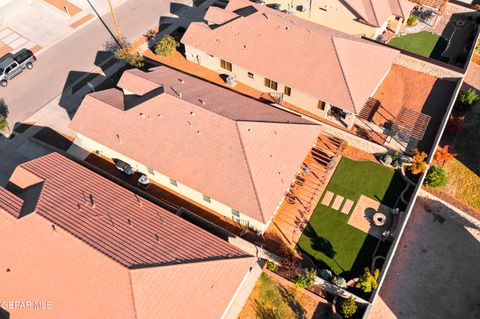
left=368, top=0, right=381, bottom=26
left=331, top=37, right=357, bottom=113
left=128, top=271, right=140, bottom=319
left=234, top=122, right=266, bottom=223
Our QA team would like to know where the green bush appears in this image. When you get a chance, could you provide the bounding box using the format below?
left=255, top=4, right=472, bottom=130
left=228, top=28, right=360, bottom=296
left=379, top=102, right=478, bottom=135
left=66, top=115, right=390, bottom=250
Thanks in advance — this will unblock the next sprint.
left=355, top=268, right=379, bottom=293
left=424, top=165, right=449, bottom=188
left=266, top=261, right=277, bottom=271
left=294, top=268, right=317, bottom=289
left=407, top=15, right=418, bottom=26
left=455, top=89, right=479, bottom=111
left=154, top=35, right=179, bottom=57
left=114, top=49, right=145, bottom=68
left=0, top=115, right=7, bottom=132
left=339, top=296, right=358, bottom=319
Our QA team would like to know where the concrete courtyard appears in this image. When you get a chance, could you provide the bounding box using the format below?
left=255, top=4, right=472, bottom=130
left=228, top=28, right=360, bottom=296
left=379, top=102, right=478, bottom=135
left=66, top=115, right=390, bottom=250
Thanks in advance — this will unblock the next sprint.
left=370, top=196, right=480, bottom=319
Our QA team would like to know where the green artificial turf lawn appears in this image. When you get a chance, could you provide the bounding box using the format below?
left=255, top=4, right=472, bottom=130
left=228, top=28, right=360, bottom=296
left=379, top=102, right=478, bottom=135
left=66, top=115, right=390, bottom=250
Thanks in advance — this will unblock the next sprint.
left=388, top=31, right=448, bottom=59
left=297, top=157, right=405, bottom=278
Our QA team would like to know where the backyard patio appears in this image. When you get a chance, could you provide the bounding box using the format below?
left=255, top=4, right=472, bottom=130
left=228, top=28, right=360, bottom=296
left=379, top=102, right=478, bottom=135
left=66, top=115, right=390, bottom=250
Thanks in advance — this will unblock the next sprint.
left=296, top=157, right=406, bottom=281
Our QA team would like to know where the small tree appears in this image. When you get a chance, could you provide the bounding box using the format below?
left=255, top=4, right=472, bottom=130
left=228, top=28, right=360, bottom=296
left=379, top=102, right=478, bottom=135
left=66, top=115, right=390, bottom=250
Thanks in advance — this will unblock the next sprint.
left=0, top=115, right=8, bottom=132
left=455, top=88, right=479, bottom=111
left=407, top=15, right=418, bottom=26
left=294, top=268, right=317, bottom=289
left=355, top=268, right=379, bottom=293
left=433, top=145, right=456, bottom=164
left=407, top=148, right=428, bottom=175
left=114, top=48, right=145, bottom=68
left=266, top=261, right=277, bottom=271
left=424, top=165, right=449, bottom=188
left=154, top=35, right=179, bottom=57
left=339, top=296, right=358, bottom=319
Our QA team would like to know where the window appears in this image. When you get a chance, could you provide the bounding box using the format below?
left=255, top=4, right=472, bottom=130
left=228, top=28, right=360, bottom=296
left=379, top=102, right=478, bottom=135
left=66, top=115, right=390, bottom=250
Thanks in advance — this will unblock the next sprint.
left=203, top=195, right=211, bottom=203
left=169, top=179, right=178, bottom=187
left=232, top=209, right=240, bottom=217
left=284, top=86, right=291, bottom=96
left=147, top=167, right=154, bottom=175
left=264, top=78, right=278, bottom=90
left=220, top=59, right=232, bottom=71
left=248, top=72, right=254, bottom=79
left=318, top=100, right=326, bottom=111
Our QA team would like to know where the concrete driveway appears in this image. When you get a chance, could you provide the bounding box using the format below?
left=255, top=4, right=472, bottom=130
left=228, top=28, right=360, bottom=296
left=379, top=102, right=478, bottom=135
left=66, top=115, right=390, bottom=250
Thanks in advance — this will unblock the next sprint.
left=370, top=196, right=480, bottom=319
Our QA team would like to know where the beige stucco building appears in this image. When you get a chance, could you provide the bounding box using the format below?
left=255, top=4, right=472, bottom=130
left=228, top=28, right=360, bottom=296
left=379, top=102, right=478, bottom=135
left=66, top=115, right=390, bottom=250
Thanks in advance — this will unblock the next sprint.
left=182, top=0, right=399, bottom=130
left=70, top=66, right=322, bottom=233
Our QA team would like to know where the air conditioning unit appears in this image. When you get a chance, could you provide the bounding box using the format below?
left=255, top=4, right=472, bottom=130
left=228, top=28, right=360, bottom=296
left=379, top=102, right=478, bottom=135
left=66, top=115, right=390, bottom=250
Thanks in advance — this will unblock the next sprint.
left=226, top=75, right=237, bottom=87
left=298, top=5, right=308, bottom=12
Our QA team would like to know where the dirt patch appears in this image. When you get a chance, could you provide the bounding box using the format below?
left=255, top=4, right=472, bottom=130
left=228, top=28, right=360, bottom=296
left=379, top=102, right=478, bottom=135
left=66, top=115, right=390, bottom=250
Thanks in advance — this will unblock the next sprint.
left=238, top=272, right=328, bottom=319
left=424, top=186, right=480, bottom=220
left=342, top=145, right=378, bottom=162
left=369, top=64, right=457, bottom=152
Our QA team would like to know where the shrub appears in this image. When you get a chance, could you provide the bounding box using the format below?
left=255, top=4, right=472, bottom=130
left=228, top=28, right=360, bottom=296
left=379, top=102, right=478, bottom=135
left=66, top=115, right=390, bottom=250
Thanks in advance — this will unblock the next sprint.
left=332, top=276, right=347, bottom=288
left=407, top=15, right=418, bottom=26
left=114, top=49, right=145, bottom=68
left=339, top=296, right=358, bottom=319
left=266, top=261, right=277, bottom=271
left=433, top=145, right=456, bottom=164
left=278, top=249, right=301, bottom=280
left=424, top=165, right=449, bottom=188
left=455, top=89, right=479, bottom=111
left=355, top=268, right=379, bottom=293
left=0, top=115, right=8, bottom=132
left=154, top=35, right=179, bottom=57
left=407, top=149, right=428, bottom=175
left=294, top=268, right=317, bottom=289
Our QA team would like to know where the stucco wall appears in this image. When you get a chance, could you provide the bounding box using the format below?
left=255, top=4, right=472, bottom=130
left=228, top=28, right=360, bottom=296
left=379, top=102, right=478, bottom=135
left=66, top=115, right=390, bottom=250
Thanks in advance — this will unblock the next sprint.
left=262, top=0, right=381, bottom=38
left=184, top=44, right=359, bottom=123
left=74, top=134, right=271, bottom=232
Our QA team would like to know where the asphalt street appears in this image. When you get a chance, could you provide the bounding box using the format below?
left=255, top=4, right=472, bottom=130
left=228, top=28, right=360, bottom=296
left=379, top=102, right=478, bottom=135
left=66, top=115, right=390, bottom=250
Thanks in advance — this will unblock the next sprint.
left=0, top=0, right=190, bottom=126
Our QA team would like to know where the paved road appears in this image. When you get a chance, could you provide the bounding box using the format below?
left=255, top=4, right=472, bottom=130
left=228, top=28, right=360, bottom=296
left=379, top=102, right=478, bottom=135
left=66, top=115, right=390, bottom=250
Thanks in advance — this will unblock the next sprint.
left=0, top=0, right=190, bottom=126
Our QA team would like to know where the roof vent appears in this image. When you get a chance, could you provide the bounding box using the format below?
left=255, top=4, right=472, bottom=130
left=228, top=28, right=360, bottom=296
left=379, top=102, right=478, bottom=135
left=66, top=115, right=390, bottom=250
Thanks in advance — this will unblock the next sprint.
left=243, top=44, right=247, bottom=49
left=179, top=78, right=185, bottom=84
left=116, top=134, right=122, bottom=144
left=188, top=120, right=192, bottom=127
left=158, top=114, right=162, bottom=118
left=139, top=112, right=145, bottom=118
left=89, top=194, right=96, bottom=209
left=197, top=130, right=201, bottom=134
left=190, top=111, right=195, bottom=116
left=155, top=234, right=160, bottom=241
left=263, top=13, right=269, bottom=20
left=198, top=99, right=206, bottom=105
left=285, top=27, right=289, bottom=31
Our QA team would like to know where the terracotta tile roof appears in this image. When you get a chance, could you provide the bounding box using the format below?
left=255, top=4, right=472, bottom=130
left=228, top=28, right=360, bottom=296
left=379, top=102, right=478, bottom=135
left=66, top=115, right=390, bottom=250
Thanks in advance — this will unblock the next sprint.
left=13, top=153, right=248, bottom=267
left=388, top=0, right=417, bottom=18
left=0, top=164, right=255, bottom=319
left=131, top=257, right=256, bottom=319
left=70, top=66, right=321, bottom=223
left=0, top=187, right=23, bottom=218
left=204, top=5, right=239, bottom=25
left=182, top=0, right=398, bottom=114
left=348, top=0, right=416, bottom=26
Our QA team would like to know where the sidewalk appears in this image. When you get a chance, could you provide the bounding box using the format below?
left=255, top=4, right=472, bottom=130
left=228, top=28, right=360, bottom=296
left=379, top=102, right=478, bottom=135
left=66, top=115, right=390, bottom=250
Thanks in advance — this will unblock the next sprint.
left=0, top=0, right=125, bottom=54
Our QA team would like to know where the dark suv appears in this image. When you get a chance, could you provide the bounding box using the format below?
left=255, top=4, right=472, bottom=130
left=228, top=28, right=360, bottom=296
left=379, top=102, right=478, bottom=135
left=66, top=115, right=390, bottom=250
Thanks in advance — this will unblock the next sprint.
left=0, top=49, right=37, bottom=87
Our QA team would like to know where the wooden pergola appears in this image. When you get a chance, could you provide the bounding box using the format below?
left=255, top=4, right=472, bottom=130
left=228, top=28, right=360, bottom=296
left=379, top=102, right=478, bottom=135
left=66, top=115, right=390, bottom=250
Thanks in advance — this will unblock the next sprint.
left=410, top=0, right=449, bottom=13
left=391, top=107, right=431, bottom=141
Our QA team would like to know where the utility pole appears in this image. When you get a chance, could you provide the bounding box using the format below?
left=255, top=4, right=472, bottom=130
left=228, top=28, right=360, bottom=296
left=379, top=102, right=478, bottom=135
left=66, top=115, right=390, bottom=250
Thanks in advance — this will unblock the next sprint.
left=107, top=0, right=125, bottom=50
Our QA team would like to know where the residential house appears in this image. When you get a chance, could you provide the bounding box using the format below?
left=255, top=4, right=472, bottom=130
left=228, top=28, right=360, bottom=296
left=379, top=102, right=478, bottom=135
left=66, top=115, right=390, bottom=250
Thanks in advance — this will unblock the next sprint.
left=261, top=0, right=417, bottom=39
left=70, top=66, right=322, bottom=233
left=181, top=0, right=399, bottom=129
left=0, top=153, right=256, bottom=319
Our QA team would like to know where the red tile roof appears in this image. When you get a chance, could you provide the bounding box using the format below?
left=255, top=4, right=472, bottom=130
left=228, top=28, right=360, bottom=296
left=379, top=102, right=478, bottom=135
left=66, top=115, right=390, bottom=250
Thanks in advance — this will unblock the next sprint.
left=0, top=187, right=23, bottom=218
left=70, top=66, right=322, bottom=224
left=13, top=153, right=248, bottom=267
left=0, top=158, right=255, bottom=319
left=182, top=0, right=398, bottom=114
